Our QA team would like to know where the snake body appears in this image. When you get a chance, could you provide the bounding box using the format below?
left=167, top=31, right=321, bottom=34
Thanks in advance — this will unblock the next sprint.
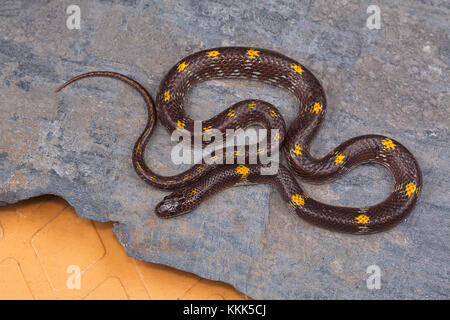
left=57, top=47, right=422, bottom=234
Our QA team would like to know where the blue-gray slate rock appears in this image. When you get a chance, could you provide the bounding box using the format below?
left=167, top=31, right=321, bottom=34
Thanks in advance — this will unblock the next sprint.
left=0, top=0, right=448, bottom=299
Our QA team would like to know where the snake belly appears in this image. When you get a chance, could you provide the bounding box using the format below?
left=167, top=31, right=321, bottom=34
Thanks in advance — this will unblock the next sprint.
left=56, top=47, right=422, bottom=234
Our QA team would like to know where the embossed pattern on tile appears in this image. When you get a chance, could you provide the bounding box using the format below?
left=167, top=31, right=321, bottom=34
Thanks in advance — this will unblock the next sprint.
left=0, top=196, right=248, bottom=300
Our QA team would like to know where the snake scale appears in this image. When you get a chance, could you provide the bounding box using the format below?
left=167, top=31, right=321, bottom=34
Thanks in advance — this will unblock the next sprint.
left=56, top=47, right=422, bottom=234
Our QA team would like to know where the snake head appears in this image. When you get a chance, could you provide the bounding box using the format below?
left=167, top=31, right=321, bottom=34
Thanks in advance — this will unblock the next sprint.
left=155, top=193, right=191, bottom=218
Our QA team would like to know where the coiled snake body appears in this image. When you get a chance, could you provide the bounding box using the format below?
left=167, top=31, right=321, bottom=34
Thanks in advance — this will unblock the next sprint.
left=57, top=47, right=422, bottom=234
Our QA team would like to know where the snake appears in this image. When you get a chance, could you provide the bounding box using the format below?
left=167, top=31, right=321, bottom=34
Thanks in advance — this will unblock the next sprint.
left=56, top=47, right=422, bottom=234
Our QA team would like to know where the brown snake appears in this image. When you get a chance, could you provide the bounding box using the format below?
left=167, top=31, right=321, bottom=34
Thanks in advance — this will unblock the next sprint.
left=56, top=47, right=422, bottom=234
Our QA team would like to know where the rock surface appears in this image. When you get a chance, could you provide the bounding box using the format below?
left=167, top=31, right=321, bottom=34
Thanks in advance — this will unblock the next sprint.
left=0, top=0, right=448, bottom=299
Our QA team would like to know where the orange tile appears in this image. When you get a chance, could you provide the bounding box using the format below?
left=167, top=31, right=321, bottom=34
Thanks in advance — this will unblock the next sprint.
left=0, top=258, right=34, bottom=299
left=180, top=279, right=249, bottom=300
left=134, top=260, right=201, bottom=299
left=31, top=207, right=106, bottom=296
left=84, top=277, right=129, bottom=300
left=0, top=196, right=247, bottom=300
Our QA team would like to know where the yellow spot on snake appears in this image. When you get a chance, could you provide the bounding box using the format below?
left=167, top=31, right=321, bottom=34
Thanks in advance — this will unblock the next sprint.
left=227, top=109, right=236, bottom=118
left=148, top=175, right=156, bottom=181
left=270, top=110, right=279, bottom=118
left=257, top=148, right=265, bottom=154
left=177, top=61, right=189, bottom=72
left=291, top=64, right=304, bottom=75
left=382, top=138, right=397, bottom=150
left=136, top=162, right=144, bottom=173
left=234, top=150, right=241, bottom=156
left=355, top=214, right=370, bottom=224
left=246, top=49, right=260, bottom=59
left=334, top=152, right=345, bottom=165
left=176, top=120, right=186, bottom=129
left=203, top=125, right=212, bottom=133
left=206, top=50, right=220, bottom=58
left=190, top=189, right=197, bottom=196
left=310, top=102, right=322, bottom=114
left=135, top=144, right=140, bottom=155
left=248, top=103, right=256, bottom=109
left=405, top=182, right=416, bottom=197
left=236, top=165, right=250, bottom=178
left=291, top=194, right=305, bottom=206
left=164, top=90, right=171, bottom=102
left=292, top=144, right=302, bottom=157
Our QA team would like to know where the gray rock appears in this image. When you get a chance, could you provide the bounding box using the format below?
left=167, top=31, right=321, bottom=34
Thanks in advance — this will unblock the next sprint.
left=0, top=0, right=449, bottom=299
